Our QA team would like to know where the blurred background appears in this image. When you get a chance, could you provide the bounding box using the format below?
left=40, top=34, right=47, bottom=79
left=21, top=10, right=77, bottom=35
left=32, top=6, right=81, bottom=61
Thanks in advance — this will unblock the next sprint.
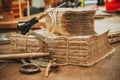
left=0, top=0, right=119, bottom=20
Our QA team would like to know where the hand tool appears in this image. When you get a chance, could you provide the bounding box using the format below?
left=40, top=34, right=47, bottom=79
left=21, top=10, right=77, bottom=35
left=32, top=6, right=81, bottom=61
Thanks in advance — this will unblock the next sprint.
left=17, top=2, right=66, bottom=43
left=20, top=63, right=40, bottom=74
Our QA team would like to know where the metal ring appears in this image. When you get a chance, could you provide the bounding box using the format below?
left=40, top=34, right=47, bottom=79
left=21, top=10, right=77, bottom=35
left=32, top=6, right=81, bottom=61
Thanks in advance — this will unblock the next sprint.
left=20, top=63, right=40, bottom=74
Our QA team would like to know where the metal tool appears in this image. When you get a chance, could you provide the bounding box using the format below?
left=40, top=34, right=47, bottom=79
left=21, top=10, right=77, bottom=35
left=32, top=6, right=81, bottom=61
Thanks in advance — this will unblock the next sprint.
left=17, top=2, right=66, bottom=43
left=20, top=63, right=40, bottom=74
left=20, top=57, right=50, bottom=74
left=17, top=17, right=53, bottom=43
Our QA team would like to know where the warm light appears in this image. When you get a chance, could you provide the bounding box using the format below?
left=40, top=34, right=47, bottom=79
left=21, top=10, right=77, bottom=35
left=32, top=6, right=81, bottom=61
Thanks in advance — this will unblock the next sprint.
left=108, top=0, right=112, bottom=2
left=108, top=0, right=118, bottom=2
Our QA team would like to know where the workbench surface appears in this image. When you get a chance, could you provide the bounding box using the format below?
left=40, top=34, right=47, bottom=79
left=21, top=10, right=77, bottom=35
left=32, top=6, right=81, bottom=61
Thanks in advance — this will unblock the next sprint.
left=0, top=42, right=120, bottom=80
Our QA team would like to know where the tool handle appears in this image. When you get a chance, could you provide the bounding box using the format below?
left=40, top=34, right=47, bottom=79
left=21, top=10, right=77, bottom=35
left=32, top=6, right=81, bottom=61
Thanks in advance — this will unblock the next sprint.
left=0, top=52, right=49, bottom=59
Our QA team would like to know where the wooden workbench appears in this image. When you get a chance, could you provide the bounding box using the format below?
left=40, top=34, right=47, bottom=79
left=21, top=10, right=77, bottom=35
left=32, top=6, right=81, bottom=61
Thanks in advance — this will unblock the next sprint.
left=0, top=42, right=120, bottom=80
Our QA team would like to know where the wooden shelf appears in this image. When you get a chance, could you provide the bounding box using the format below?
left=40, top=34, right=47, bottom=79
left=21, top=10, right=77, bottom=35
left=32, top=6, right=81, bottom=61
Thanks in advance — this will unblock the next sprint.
left=0, top=1, right=27, bottom=18
left=12, top=1, right=27, bottom=18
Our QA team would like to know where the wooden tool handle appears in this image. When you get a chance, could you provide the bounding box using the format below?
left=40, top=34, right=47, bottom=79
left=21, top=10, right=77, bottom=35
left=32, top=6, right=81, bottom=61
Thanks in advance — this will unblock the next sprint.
left=0, top=52, right=49, bottom=59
